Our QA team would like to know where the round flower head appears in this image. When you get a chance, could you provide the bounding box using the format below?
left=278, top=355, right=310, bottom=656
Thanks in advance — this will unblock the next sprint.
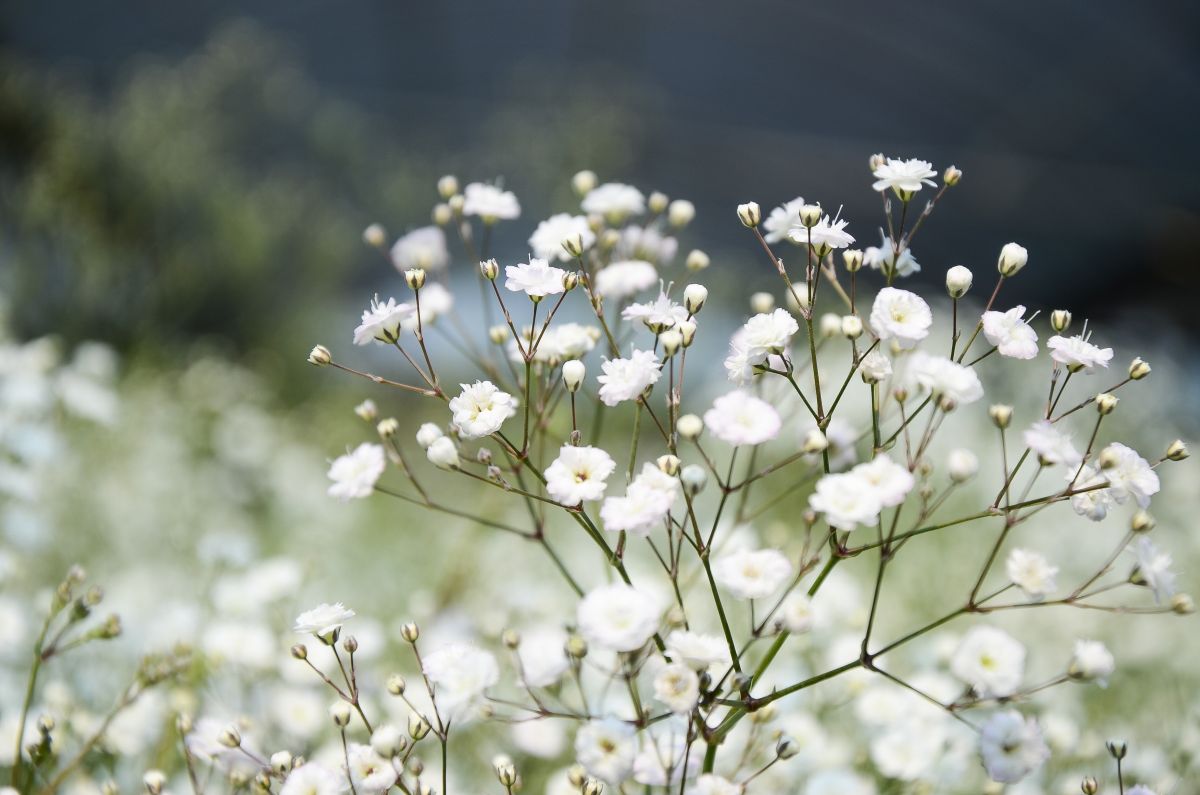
left=713, top=547, right=793, bottom=600
left=1005, top=548, right=1058, bottom=599
left=738, top=309, right=800, bottom=362
left=462, top=182, right=520, bottom=221
left=504, top=258, right=568, bottom=298
left=703, top=390, right=782, bottom=446
left=390, top=226, right=448, bottom=272
left=947, top=448, right=979, bottom=482
left=1069, top=464, right=1114, bottom=521
left=575, top=718, right=637, bottom=783
left=1129, top=536, right=1176, bottom=603
left=279, top=762, right=346, bottom=795
left=581, top=182, right=646, bottom=221
left=594, top=260, right=658, bottom=299
left=577, top=582, right=662, bottom=652
left=529, top=213, right=595, bottom=262
left=600, top=463, right=679, bottom=536
left=809, top=471, right=882, bottom=531
left=1100, top=443, right=1160, bottom=508
left=871, top=157, right=938, bottom=195
left=516, top=629, right=570, bottom=688
left=354, top=296, right=415, bottom=345
left=653, top=662, right=700, bottom=714
left=982, top=305, right=1039, bottom=359
left=762, top=197, right=806, bottom=244
left=422, top=642, right=500, bottom=720
left=327, top=443, right=386, bottom=500
left=779, top=592, right=814, bottom=634
left=346, top=743, right=398, bottom=793
left=544, top=444, right=616, bottom=505
left=597, top=349, right=661, bottom=406
left=859, top=350, right=893, bottom=383
left=850, top=454, right=914, bottom=507
left=294, top=602, right=355, bottom=642
left=449, top=381, right=517, bottom=438
left=1023, top=420, right=1082, bottom=467
left=870, top=287, right=932, bottom=349
left=687, top=774, right=742, bottom=795
left=665, top=630, right=729, bottom=670
left=621, top=290, right=689, bottom=331
left=978, top=710, right=1049, bottom=784
left=1047, top=334, right=1113, bottom=372
left=906, top=351, right=984, bottom=405
left=787, top=210, right=855, bottom=251
left=951, top=625, right=1025, bottom=697
left=1069, top=639, right=1114, bottom=686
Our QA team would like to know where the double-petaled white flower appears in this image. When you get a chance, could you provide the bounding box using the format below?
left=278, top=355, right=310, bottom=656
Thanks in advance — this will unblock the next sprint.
left=809, top=471, right=882, bottom=531
left=850, top=454, right=914, bottom=507
left=739, top=309, right=800, bottom=361
left=951, top=625, right=1025, bottom=697
left=327, top=443, right=386, bottom=500
left=1006, top=548, right=1058, bottom=599
left=346, top=743, right=398, bottom=793
left=1047, top=334, right=1113, bottom=372
left=594, top=260, right=658, bottom=299
left=686, top=774, right=742, bottom=795
left=354, top=296, right=415, bottom=345
left=529, top=213, right=595, bottom=261
left=653, top=663, right=701, bottom=714
left=279, top=762, right=346, bottom=795
left=390, top=226, right=448, bottom=272
left=762, top=197, right=806, bottom=243
left=870, top=287, right=932, bottom=348
left=978, top=710, right=1049, bottom=784
left=982, top=305, right=1039, bottom=359
left=1100, top=443, right=1159, bottom=508
left=422, top=642, right=500, bottom=720
left=449, top=381, right=517, bottom=438
left=1069, top=639, right=1114, bottom=686
left=597, top=349, right=661, bottom=406
left=600, top=463, right=679, bottom=536
left=294, top=602, right=355, bottom=641
left=703, top=390, right=781, bottom=446
left=463, top=182, right=520, bottom=221
left=516, top=629, right=570, bottom=688
left=906, top=351, right=984, bottom=406
left=577, top=583, right=662, bottom=652
left=665, top=630, right=728, bottom=670
left=787, top=211, right=855, bottom=251
left=1069, top=464, right=1113, bottom=520
left=575, top=718, right=637, bottom=783
left=505, top=258, right=568, bottom=298
left=544, top=444, right=616, bottom=505
left=621, top=291, right=690, bottom=331
left=713, top=548, right=793, bottom=600
left=581, top=182, right=646, bottom=221
left=871, top=157, right=938, bottom=195
left=1129, top=536, right=1176, bottom=602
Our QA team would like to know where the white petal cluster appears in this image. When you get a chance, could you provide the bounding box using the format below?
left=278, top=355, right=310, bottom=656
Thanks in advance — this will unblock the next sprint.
left=597, top=349, right=661, bottom=406
left=354, top=296, right=415, bottom=346
left=622, top=291, right=690, bottom=330
left=871, top=157, right=937, bottom=194
left=905, top=351, right=984, bottom=405
left=762, top=197, right=806, bottom=244
left=723, top=309, right=799, bottom=383
left=809, top=471, right=882, bottom=531
left=787, top=212, right=855, bottom=250
left=529, top=213, right=595, bottom=261
left=951, top=625, right=1025, bottom=697
left=978, top=710, right=1049, bottom=783
left=870, top=287, right=932, bottom=348
left=577, top=583, right=662, bottom=652
left=1047, top=334, right=1113, bottom=372
left=449, top=381, right=517, bottom=438
left=1101, top=443, right=1160, bottom=508
left=293, top=602, right=355, bottom=638
left=280, top=762, right=346, bottom=795
left=544, top=444, right=616, bottom=505
left=713, top=547, right=793, bottom=600
left=390, top=226, right=448, bottom=272
left=462, top=182, right=520, bottom=220
left=1005, top=548, right=1058, bottom=599
left=594, top=260, right=658, bottom=299
left=508, top=322, right=600, bottom=364
left=864, top=230, right=921, bottom=277
left=504, top=258, right=568, bottom=298
left=326, top=443, right=386, bottom=500
left=851, top=454, right=915, bottom=507
left=517, top=629, right=570, bottom=688
left=982, top=305, right=1039, bottom=359
left=422, top=642, right=500, bottom=719
left=601, top=463, right=679, bottom=536
left=1130, top=536, right=1176, bottom=603
left=581, top=183, right=646, bottom=220
left=665, top=630, right=729, bottom=670
left=653, top=662, right=701, bottom=714
left=1069, top=639, right=1115, bottom=685
left=346, top=742, right=399, bottom=793
left=575, top=718, right=637, bottom=783
left=1023, top=420, right=1081, bottom=466
left=702, top=390, right=782, bottom=446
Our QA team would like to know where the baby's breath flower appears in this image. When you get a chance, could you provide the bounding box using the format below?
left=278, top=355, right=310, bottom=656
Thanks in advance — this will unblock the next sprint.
left=327, top=443, right=386, bottom=500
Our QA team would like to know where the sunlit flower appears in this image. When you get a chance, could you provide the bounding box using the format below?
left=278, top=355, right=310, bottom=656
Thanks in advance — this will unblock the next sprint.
left=345, top=743, right=398, bottom=793
left=850, top=454, right=914, bottom=507
left=872, top=157, right=937, bottom=195
left=294, top=602, right=355, bottom=640
left=601, top=463, right=679, bottom=536
left=577, top=583, right=662, bottom=652
left=809, top=471, right=882, bottom=531
left=353, top=296, right=414, bottom=345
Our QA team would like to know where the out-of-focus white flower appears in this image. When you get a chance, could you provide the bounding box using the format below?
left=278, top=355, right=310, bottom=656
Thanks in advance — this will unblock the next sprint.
left=703, top=390, right=782, bottom=446
left=859, top=350, right=892, bottom=383
left=735, top=309, right=799, bottom=365
left=864, top=230, right=920, bottom=278
left=622, top=291, right=689, bottom=331
left=346, top=743, right=398, bottom=793
left=597, top=349, right=661, bottom=406
left=426, top=436, right=459, bottom=470
left=422, top=642, right=500, bottom=720
left=1047, top=334, right=1113, bottom=372
left=850, top=454, right=914, bottom=507
left=279, top=762, right=346, bottom=795
left=951, top=626, right=1025, bottom=697
left=633, top=722, right=697, bottom=786
left=618, top=225, right=678, bottom=266
left=544, top=444, right=616, bottom=505
left=870, top=288, right=932, bottom=349
left=1129, top=536, right=1176, bottom=602
left=1101, top=443, right=1160, bottom=508
left=1023, top=420, right=1081, bottom=467
left=762, top=197, right=806, bottom=243
left=872, top=157, right=937, bottom=195
left=594, top=260, right=658, bottom=299
left=978, top=710, right=1049, bottom=784
left=686, top=774, right=742, bottom=795
left=530, top=213, right=595, bottom=261
left=581, top=183, right=646, bottom=220
left=809, top=471, right=882, bottom=531
left=449, top=381, right=517, bottom=438
left=353, top=296, right=414, bottom=346
left=402, top=282, right=453, bottom=330
left=600, top=463, right=679, bottom=536
left=504, top=258, right=568, bottom=298
left=713, top=548, right=793, bottom=600
left=1006, top=549, right=1058, bottom=599
left=577, top=583, right=662, bottom=652
left=509, top=323, right=600, bottom=364
left=653, top=663, right=700, bottom=714
left=665, top=630, right=728, bottom=670
left=779, top=592, right=814, bottom=634
left=803, top=769, right=875, bottom=795
left=517, top=629, right=570, bottom=688
left=294, top=603, right=355, bottom=640
left=787, top=211, right=855, bottom=250
left=982, top=305, right=1039, bottom=359
left=326, top=443, right=386, bottom=500
left=870, top=719, right=945, bottom=781
left=576, top=718, right=637, bottom=783
left=390, top=226, right=448, bottom=272
left=463, top=182, right=520, bottom=221
left=906, top=352, right=984, bottom=406
left=947, top=448, right=979, bottom=482
left=1069, top=639, right=1114, bottom=686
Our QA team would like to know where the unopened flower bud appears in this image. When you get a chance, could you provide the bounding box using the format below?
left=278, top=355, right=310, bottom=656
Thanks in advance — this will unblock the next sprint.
left=565, top=634, right=588, bottom=659
left=997, top=242, right=1028, bottom=277
left=271, top=751, right=293, bottom=775
left=426, top=437, right=459, bottom=470
left=750, top=292, right=775, bottom=314
left=437, top=175, right=459, bottom=200
left=600, top=229, right=621, bottom=250
left=415, top=422, right=444, bottom=449
left=371, top=725, right=407, bottom=758
left=561, top=233, right=585, bottom=259
left=989, top=404, right=1013, bottom=429
left=841, top=315, right=863, bottom=339
left=330, top=702, right=352, bottom=727
left=683, top=284, right=708, bottom=315
left=842, top=248, right=863, bottom=272
left=648, top=191, right=668, bottom=214
left=563, top=271, right=580, bottom=292
left=776, top=734, right=800, bottom=759
left=1080, top=776, right=1099, bottom=795
left=377, top=418, right=400, bottom=439
left=1105, top=739, right=1127, bottom=759
left=1171, top=593, right=1195, bottom=615
left=308, top=345, right=332, bottom=366
left=869, top=153, right=886, bottom=171
left=342, top=635, right=359, bottom=654
left=479, top=259, right=499, bottom=280
left=355, top=400, right=378, bottom=422
left=677, top=414, right=703, bottom=440
left=737, top=202, right=762, bottom=228
left=948, top=449, right=979, bottom=482
left=448, top=194, right=465, bottom=215
left=363, top=223, right=387, bottom=248
left=407, top=713, right=431, bottom=740
left=495, top=761, right=518, bottom=787
left=657, top=455, right=681, bottom=476
left=218, top=724, right=242, bottom=748
left=1051, top=309, right=1072, bottom=332
left=1098, top=445, right=1120, bottom=470
left=581, top=778, right=605, bottom=795
left=678, top=319, right=697, bottom=347
left=660, top=329, right=683, bottom=356
left=798, top=204, right=823, bottom=228
left=572, top=170, right=597, bottom=197
left=943, top=165, right=962, bottom=186
left=432, top=203, right=452, bottom=226
left=1130, top=510, right=1155, bottom=533
left=1095, top=392, right=1119, bottom=415
left=1129, top=357, right=1151, bottom=380
left=562, top=360, right=586, bottom=393
left=400, top=622, right=421, bottom=643
left=668, top=199, right=695, bottom=228
left=802, top=429, right=828, bottom=454
left=819, top=313, right=841, bottom=338
left=291, top=644, right=308, bottom=660
left=143, top=770, right=167, bottom=795
left=1166, top=439, right=1188, bottom=461
left=404, top=268, right=426, bottom=290
left=681, top=464, right=707, bottom=495
left=387, top=674, right=407, bottom=695
left=685, top=249, right=710, bottom=272
left=488, top=325, right=509, bottom=344
left=945, top=265, right=973, bottom=298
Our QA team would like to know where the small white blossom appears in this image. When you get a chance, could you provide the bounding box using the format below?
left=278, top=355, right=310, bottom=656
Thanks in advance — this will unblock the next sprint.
left=1069, top=639, right=1115, bottom=686
left=1023, top=420, right=1082, bottom=467
left=449, top=381, right=517, bottom=438
left=703, top=390, right=782, bottom=446
left=353, top=296, right=414, bottom=346
left=345, top=743, right=398, bottom=793
left=979, top=710, right=1049, bottom=784
left=594, top=260, right=658, bottom=299
left=1006, top=548, right=1058, bottom=599
left=504, top=258, right=568, bottom=298
left=947, top=448, right=979, bottom=482
left=280, top=762, right=347, bottom=795
left=390, top=226, right=448, bottom=272
left=859, top=350, right=893, bottom=383
left=463, top=182, right=520, bottom=220
left=864, top=230, right=921, bottom=277
left=982, top=305, right=1039, bottom=359
left=1069, top=464, right=1114, bottom=520
left=665, top=630, right=728, bottom=670
left=327, top=443, right=386, bottom=500
left=597, top=349, right=661, bottom=406
left=779, top=592, right=814, bottom=634
left=762, top=197, right=806, bottom=243
left=422, top=642, right=500, bottom=720
left=850, top=454, right=914, bottom=507
left=687, top=774, right=742, bottom=795
left=577, top=583, right=662, bottom=652
left=951, top=626, right=1025, bottom=697
left=601, top=463, right=679, bottom=536
left=517, top=630, right=570, bottom=688
left=653, top=663, right=700, bottom=714
left=870, top=287, right=932, bottom=349
left=622, top=291, right=690, bottom=330
left=581, top=183, right=646, bottom=220
left=872, top=157, right=938, bottom=194
left=544, top=444, right=616, bottom=505
left=1047, top=334, right=1113, bottom=372
left=529, top=213, right=595, bottom=261
left=426, top=436, right=459, bottom=470
left=1101, top=443, right=1160, bottom=508
left=575, top=718, right=637, bottom=783
left=787, top=211, right=855, bottom=250
left=809, top=471, right=882, bottom=531
left=294, top=603, right=355, bottom=640
left=713, top=548, right=793, bottom=600
left=1129, top=536, right=1176, bottom=602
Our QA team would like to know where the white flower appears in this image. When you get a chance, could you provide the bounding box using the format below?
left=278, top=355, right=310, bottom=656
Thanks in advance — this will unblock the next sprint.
left=422, top=642, right=500, bottom=720
left=1069, top=465, right=1114, bottom=520
left=390, top=226, right=448, bottom=272
left=665, top=630, right=728, bottom=670
left=762, top=197, right=806, bottom=244
left=575, top=718, right=637, bottom=783
left=544, top=444, right=616, bottom=505
left=1101, top=443, right=1160, bottom=508
left=951, top=626, right=1025, bottom=697
left=504, top=258, right=567, bottom=298
left=345, top=743, right=398, bottom=793
left=600, top=463, right=679, bottom=536
left=978, top=710, right=1049, bottom=784
left=703, top=390, right=782, bottom=446
left=1023, top=420, right=1081, bottom=467
left=870, top=719, right=945, bottom=781
left=581, top=182, right=646, bottom=220
left=1129, top=536, right=1176, bottom=602
left=809, top=471, right=882, bottom=531
left=401, top=282, right=453, bottom=330
left=1069, top=639, right=1114, bottom=686
left=510, top=322, right=600, bottom=364
left=353, top=296, right=414, bottom=345
left=738, top=309, right=800, bottom=361
left=947, top=448, right=979, bottom=482
left=577, top=583, right=662, bottom=652
left=449, top=381, right=517, bottom=438
left=415, top=422, right=444, bottom=449
left=713, top=548, right=793, bottom=600
left=622, top=291, right=689, bottom=330
left=1006, top=549, right=1058, bottom=599
left=463, top=182, right=520, bottom=220
left=1047, top=334, right=1113, bottom=372
left=859, top=350, right=893, bottom=383
left=864, top=230, right=921, bottom=277
left=906, top=351, right=984, bottom=405
left=687, top=774, right=743, bottom=795
left=617, top=225, right=677, bottom=265
left=982, top=305, right=1039, bottom=359
left=779, top=592, right=814, bottom=634
left=594, top=260, right=658, bottom=299
left=280, top=762, right=347, bottom=795
left=597, top=350, right=661, bottom=406
left=517, top=630, right=570, bottom=688
left=327, top=443, right=386, bottom=500
left=850, top=454, right=914, bottom=507
left=870, top=287, right=932, bottom=349
left=294, top=603, right=355, bottom=641
left=787, top=212, right=855, bottom=250
left=653, top=663, right=700, bottom=713
left=426, top=436, right=459, bottom=470
left=872, top=157, right=937, bottom=194
left=529, top=213, right=595, bottom=261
